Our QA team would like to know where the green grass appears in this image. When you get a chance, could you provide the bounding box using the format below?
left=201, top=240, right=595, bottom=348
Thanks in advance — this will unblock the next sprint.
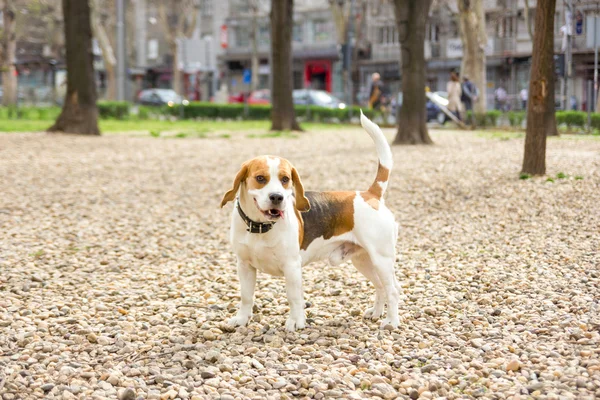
left=476, top=130, right=524, bottom=140
left=247, top=130, right=300, bottom=139
left=0, top=119, right=354, bottom=134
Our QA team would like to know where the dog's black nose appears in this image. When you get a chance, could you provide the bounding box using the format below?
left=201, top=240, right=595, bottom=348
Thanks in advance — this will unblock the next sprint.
left=269, top=193, right=284, bottom=204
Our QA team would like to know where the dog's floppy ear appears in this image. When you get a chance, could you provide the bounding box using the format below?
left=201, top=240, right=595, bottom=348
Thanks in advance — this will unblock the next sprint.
left=291, top=167, right=310, bottom=212
left=220, top=163, right=249, bottom=207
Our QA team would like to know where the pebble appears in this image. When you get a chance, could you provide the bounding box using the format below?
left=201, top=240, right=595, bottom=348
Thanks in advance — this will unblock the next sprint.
left=507, top=359, right=521, bottom=372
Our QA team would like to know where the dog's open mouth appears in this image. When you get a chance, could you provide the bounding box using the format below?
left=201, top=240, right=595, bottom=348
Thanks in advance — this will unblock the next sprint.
left=263, top=208, right=284, bottom=219
left=254, top=199, right=284, bottom=220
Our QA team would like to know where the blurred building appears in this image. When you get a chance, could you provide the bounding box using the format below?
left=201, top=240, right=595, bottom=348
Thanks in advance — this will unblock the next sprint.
left=219, top=0, right=342, bottom=98
left=360, top=0, right=600, bottom=111
left=130, top=0, right=228, bottom=101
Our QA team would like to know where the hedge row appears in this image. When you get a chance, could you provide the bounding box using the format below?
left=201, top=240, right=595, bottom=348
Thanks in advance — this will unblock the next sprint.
left=158, top=102, right=374, bottom=122
left=0, top=102, right=131, bottom=120
left=0, top=102, right=373, bottom=122
left=2, top=102, right=600, bottom=129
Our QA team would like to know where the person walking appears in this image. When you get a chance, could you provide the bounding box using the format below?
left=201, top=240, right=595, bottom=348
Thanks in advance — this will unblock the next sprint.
left=368, top=72, right=390, bottom=123
left=368, top=73, right=384, bottom=110
left=461, top=75, right=479, bottom=125
left=494, top=85, right=508, bottom=111
left=520, top=88, right=528, bottom=110
left=447, top=71, right=462, bottom=120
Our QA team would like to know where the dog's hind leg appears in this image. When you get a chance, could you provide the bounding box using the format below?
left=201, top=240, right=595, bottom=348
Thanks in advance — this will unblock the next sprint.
left=352, top=251, right=385, bottom=321
left=365, top=249, right=400, bottom=329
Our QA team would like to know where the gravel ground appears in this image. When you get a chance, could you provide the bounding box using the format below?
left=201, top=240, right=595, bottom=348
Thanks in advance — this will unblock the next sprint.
left=0, top=129, right=599, bottom=400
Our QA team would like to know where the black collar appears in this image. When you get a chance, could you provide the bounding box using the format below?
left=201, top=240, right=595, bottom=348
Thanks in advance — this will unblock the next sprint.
left=237, top=200, right=275, bottom=234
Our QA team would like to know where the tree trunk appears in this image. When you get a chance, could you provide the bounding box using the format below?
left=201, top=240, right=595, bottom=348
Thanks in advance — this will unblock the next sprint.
left=1, top=2, right=17, bottom=106
left=392, top=0, right=433, bottom=144
left=458, top=0, right=487, bottom=114
left=48, top=0, right=99, bottom=135
left=250, top=0, right=259, bottom=92
left=270, top=0, right=301, bottom=131
left=171, top=40, right=182, bottom=95
left=522, top=0, right=556, bottom=175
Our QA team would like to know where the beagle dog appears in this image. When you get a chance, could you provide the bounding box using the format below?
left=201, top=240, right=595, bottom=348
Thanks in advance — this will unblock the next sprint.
left=220, top=112, right=400, bottom=331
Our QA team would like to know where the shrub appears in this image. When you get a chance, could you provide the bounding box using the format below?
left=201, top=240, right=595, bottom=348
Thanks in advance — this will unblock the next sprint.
left=486, top=110, right=501, bottom=127
left=507, top=111, right=526, bottom=127
left=556, top=111, right=586, bottom=128
left=97, top=101, right=130, bottom=119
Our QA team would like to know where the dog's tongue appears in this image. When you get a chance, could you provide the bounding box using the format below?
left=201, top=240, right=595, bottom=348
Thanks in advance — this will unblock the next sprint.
left=269, top=209, right=283, bottom=218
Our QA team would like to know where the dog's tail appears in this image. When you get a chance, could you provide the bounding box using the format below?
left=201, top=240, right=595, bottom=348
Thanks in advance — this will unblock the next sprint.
left=360, top=110, right=393, bottom=199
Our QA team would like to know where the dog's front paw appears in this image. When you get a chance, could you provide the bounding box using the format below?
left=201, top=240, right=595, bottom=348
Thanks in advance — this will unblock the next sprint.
left=285, top=315, right=306, bottom=332
left=379, top=317, right=399, bottom=330
left=363, top=307, right=384, bottom=321
left=227, top=313, right=252, bottom=327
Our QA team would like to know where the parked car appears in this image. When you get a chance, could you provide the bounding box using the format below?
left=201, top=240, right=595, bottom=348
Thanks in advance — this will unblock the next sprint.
left=137, top=89, right=188, bottom=107
left=247, top=89, right=271, bottom=105
left=392, top=91, right=450, bottom=124
left=293, top=89, right=347, bottom=109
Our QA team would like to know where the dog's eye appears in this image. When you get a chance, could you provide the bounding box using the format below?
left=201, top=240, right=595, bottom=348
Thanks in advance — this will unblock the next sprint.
left=281, top=176, right=290, bottom=184
left=256, top=175, right=266, bottom=183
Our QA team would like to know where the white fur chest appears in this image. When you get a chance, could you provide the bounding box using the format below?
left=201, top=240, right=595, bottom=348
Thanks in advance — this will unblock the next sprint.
left=230, top=210, right=300, bottom=277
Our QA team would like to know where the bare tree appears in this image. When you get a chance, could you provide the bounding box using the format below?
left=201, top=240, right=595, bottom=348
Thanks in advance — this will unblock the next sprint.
left=157, top=0, right=198, bottom=96
left=458, top=0, right=487, bottom=114
left=270, top=0, right=301, bottom=131
left=392, top=0, right=434, bottom=144
left=523, top=0, right=534, bottom=42
left=48, top=0, right=99, bottom=135
left=522, top=0, right=556, bottom=175
left=1, top=0, right=17, bottom=106
left=91, top=0, right=117, bottom=100
left=249, top=0, right=260, bottom=93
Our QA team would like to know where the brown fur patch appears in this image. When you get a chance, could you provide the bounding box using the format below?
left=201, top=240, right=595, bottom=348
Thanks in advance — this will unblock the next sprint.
left=294, top=207, right=304, bottom=247
left=367, top=163, right=389, bottom=198
left=361, top=193, right=380, bottom=210
left=220, top=157, right=271, bottom=207
left=360, top=163, right=389, bottom=210
left=300, top=191, right=355, bottom=250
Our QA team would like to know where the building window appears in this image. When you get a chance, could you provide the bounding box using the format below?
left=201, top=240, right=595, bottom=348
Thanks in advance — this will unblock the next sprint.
left=427, top=23, right=439, bottom=42
left=498, top=15, right=516, bottom=38
left=258, top=24, right=270, bottom=46
left=235, top=27, right=250, bottom=47
left=293, top=22, right=304, bottom=43
left=201, top=0, right=213, bottom=17
left=313, top=20, right=332, bottom=42
left=377, top=25, right=397, bottom=45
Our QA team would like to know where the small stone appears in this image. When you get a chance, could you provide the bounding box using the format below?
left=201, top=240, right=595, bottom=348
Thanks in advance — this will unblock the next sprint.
left=421, top=364, right=439, bottom=373
left=205, top=350, right=219, bottom=362
left=41, top=383, right=55, bottom=392
left=97, top=336, right=111, bottom=346
left=87, top=333, right=98, bottom=343
left=251, top=359, right=264, bottom=369
left=408, top=388, right=419, bottom=400
left=119, top=388, right=136, bottom=400
left=107, top=374, right=119, bottom=386
left=273, top=379, right=287, bottom=389
left=201, top=371, right=215, bottom=379
left=506, top=359, right=521, bottom=372
left=470, top=339, right=484, bottom=348
left=203, top=330, right=217, bottom=340
left=62, top=391, right=76, bottom=400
